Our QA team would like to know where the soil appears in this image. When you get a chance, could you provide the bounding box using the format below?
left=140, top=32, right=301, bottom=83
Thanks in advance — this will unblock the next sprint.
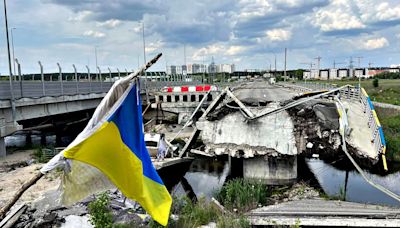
left=0, top=150, right=61, bottom=209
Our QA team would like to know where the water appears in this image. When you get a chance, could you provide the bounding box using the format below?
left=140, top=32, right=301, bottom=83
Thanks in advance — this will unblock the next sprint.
left=307, top=158, right=400, bottom=207
left=5, top=134, right=71, bottom=148
left=171, top=158, right=230, bottom=199
left=6, top=134, right=400, bottom=207
left=170, top=157, right=400, bottom=207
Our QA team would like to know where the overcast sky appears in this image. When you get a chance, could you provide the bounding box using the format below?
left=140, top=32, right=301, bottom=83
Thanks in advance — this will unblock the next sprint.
left=1, top=0, right=400, bottom=74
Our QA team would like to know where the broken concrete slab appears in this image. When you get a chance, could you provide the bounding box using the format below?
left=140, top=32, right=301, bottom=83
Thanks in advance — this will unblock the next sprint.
left=197, top=103, right=297, bottom=158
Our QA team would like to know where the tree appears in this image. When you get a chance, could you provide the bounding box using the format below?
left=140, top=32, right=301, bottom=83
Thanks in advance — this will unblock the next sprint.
left=372, top=78, right=379, bottom=87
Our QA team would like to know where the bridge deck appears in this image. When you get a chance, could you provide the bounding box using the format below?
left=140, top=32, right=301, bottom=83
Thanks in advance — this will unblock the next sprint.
left=248, top=199, right=400, bottom=227
left=344, top=100, right=377, bottom=160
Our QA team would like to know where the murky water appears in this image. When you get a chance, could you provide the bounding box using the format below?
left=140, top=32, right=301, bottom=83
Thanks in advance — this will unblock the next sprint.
left=170, top=157, right=400, bottom=207
left=6, top=134, right=400, bottom=207
left=307, top=158, right=400, bottom=207
left=171, top=158, right=230, bottom=199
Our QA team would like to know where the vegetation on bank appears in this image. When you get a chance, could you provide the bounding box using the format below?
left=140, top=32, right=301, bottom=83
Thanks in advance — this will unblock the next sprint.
left=88, top=180, right=327, bottom=227
left=297, top=78, right=400, bottom=161
left=214, top=178, right=269, bottom=212
left=375, top=107, right=400, bottom=162
left=304, top=78, right=400, bottom=105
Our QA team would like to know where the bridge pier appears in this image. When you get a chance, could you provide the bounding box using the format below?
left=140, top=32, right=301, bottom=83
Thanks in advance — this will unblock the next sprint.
left=243, top=156, right=297, bottom=185
left=0, top=137, right=6, bottom=157
left=26, top=133, right=32, bottom=148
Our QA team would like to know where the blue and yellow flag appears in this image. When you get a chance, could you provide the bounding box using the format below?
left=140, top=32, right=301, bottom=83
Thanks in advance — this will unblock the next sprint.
left=61, top=83, right=171, bottom=225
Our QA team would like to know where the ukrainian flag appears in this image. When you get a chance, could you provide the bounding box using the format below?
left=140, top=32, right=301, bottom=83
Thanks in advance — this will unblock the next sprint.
left=61, top=82, right=172, bottom=226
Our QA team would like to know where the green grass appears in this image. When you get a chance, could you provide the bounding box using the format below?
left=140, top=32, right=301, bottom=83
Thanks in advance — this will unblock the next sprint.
left=376, top=107, right=400, bottom=162
left=149, top=196, right=250, bottom=228
left=306, top=79, right=400, bottom=105
left=88, top=192, right=113, bottom=228
left=214, top=178, right=270, bottom=212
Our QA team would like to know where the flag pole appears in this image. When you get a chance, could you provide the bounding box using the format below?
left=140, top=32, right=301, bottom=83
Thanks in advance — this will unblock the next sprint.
left=0, top=53, right=163, bottom=220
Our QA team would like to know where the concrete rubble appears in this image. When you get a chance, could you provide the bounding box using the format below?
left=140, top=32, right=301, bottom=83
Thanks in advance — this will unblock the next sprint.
left=4, top=190, right=149, bottom=228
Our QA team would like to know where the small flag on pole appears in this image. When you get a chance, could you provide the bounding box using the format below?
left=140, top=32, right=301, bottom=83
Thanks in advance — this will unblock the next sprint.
left=41, top=54, right=172, bottom=226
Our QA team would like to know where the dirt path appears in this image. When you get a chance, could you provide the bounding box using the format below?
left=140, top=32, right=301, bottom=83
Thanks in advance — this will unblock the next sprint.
left=0, top=150, right=61, bottom=208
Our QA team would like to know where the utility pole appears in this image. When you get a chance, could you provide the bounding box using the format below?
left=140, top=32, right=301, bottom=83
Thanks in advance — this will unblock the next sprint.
left=95, top=46, right=98, bottom=80
left=333, top=60, right=346, bottom=69
left=314, top=56, right=322, bottom=79
left=3, top=0, right=16, bottom=122
left=284, top=48, right=287, bottom=81
left=368, top=62, right=374, bottom=68
left=183, top=44, right=187, bottom=80
left=349, top=56, right=354, bottom=78
left=356, top=56, right=363, bottom=68
left=142, top=22, right=149, bottom=102
left=10, top=27, right=16, bottom=77
left=355, top=56, right=363, bottom=88
left=273, top=53, right=277, bottom=77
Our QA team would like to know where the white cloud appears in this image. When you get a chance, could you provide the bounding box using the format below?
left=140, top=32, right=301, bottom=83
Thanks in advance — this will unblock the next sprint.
left=362, top=37, right=389, bottom=50
left=226, top=46, right=246, bottom=55
left=312, top=0, right=365, bottom=32
left=237, top=0, right=273, bottom=19
left=266, top=28, right=292, bottom=41
left=83, top=30, right=106, bottom=38
left=358, top=1, right=400, bottom=23
left=96, top=19, right=122, bottom=28
left=145, top=40, right=164, bottom=53
left=68, top=10, right=92, bottom=22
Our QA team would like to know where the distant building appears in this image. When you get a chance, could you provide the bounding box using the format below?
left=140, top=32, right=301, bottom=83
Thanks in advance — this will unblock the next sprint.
left=217, top=64, right=235, bottom=73
left=166, top=65, right=177, bottom=75
left=168, top=62, right=234, bottom=75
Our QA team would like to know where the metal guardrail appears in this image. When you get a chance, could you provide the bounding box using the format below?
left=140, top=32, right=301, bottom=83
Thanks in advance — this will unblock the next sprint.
left=360, top=88, right=387, bottom=170
left=0, top=80, right=206, bottom=100
left=279, top=81, right=360, bottom=101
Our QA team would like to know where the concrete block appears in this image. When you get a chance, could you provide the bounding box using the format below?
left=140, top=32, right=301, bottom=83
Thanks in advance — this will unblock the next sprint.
left=243, top=156, right=297, bottom=185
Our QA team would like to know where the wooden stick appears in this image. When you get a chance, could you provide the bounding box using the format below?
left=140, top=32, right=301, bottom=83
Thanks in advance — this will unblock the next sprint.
left=0, top=172, right=44, bottom=220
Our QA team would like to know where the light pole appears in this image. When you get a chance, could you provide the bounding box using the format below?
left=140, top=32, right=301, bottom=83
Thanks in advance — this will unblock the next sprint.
left=38, top=61, right=45, bottom=96
left=10, top=27, right=16, bottom=77
left=97, top=66, right=102, bottom=91
left=3, top=0, right=16, bottom=122
left=72, top=64, right=78, bottom=94
left=274, top=53, right=277, bottom=77
left=57, top=63, right=63, bottom=95
left=86, top=65, right=91, bottom=93
left=142, top=21, right=149, bottom=102
left=95, top=46, right=98, bottom=80
left=108, top=67, right=112, bottom=82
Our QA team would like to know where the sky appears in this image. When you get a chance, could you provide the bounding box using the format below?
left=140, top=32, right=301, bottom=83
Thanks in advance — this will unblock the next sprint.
left=1, top=0, right=400, bottom=74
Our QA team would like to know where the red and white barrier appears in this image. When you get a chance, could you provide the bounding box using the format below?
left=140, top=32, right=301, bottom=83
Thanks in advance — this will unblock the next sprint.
left=163, top=85, right=217, bottom=93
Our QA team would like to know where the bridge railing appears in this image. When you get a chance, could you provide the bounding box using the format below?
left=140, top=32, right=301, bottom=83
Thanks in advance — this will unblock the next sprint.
left=0, top=79, right=207, bottom=100
left=279, top=80, right=387, bottom=169
left=0, top=81, right=113, bottom=99
left=278, top=81, right=360, bottom=100
left=360, top=88, right=387, bottom=169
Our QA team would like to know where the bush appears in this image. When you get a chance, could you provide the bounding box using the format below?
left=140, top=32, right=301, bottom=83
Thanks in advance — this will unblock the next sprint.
left=215, top=178, right=270, bottom=212
left=216, top=214, right=250, bottom=228
left=372, top=78, right=379, bottom=87
left=88, top=192, right=113, bottom=228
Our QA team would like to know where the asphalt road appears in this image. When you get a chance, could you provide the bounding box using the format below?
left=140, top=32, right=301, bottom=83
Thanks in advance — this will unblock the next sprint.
left=232, top=80, right=297, bottom=103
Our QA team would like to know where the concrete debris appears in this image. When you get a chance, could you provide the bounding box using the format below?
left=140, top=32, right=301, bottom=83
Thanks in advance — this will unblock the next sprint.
left=60, top=215, right=92, bottom=228
left=8, top=190, right=150, bottom=227
left=198, top=105, right=297, bottom=158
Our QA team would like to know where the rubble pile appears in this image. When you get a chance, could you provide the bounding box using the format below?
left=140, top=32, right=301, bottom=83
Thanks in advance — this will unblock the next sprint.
left=9, top=190, right=148, bottom=228
left=287, top=100, right=342, bottom=156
